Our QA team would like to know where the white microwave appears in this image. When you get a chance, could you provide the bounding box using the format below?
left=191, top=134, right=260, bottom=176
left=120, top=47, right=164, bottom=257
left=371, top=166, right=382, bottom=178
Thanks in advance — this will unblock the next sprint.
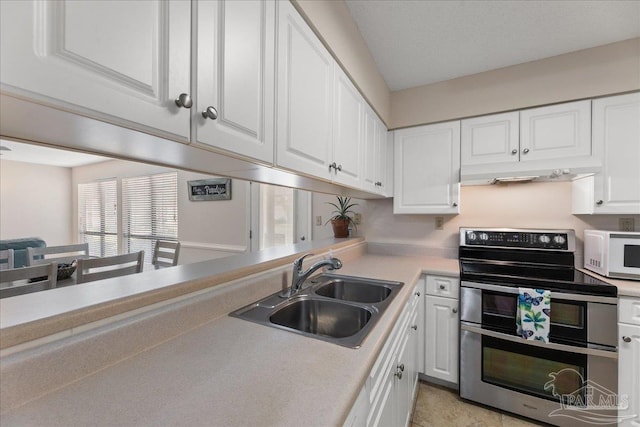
left=584, top=230, right=640, bottom=280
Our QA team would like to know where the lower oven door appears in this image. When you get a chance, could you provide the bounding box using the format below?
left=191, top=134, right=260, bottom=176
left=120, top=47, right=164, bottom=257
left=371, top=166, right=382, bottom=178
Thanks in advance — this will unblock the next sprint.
left=460, top=323, right=619, bottom=427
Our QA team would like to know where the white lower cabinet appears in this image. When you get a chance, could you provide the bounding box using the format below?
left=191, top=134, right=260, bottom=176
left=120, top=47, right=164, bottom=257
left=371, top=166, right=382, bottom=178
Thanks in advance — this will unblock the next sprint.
left=347, top=281, right=424, bottom=427
left=424, top=275, right=459, bottom=386
left=618, top=297, right=640, bottom=427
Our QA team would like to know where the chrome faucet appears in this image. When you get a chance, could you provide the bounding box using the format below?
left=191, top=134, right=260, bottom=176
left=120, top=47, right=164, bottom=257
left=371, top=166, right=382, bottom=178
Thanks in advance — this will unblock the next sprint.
left=289, top=253, right=342, bottom=297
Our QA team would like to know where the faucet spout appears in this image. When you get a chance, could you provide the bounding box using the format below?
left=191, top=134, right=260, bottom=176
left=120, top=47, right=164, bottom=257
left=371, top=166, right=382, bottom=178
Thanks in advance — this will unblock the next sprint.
left=289, top=253, right=342, bottom=297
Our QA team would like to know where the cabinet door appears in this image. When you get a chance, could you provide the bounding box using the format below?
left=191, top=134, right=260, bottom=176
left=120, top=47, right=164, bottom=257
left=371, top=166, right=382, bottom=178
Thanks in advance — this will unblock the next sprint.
left=375, top=119, right=390, bottom=196
left=332, top=67, right=363, bottom=188
left=0, top=0, right=190, bottom=140
left=424, top=296, right=459, bottom=384
left=618, top=323, right=640, bottom=427
left=196, top=0, right=275, bottom=163
left=362, top=106, right=378, bottom=193
left=519, top=100, right=591, bottom=162
left=367, top=363, right=396, bottom=427
left=275, top=0, right=333, bottom=180
left=592, top=93, right=640, bottom=214
left=395, top=326, right=412, bottom=427
left=394, top=121, right=460, bottom=214
left=461, top=112, right=519, bottom=166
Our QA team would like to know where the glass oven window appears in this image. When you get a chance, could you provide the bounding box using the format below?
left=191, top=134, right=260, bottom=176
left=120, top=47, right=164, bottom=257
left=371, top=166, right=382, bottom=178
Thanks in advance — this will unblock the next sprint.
left=482, top=336, right=587, bottom=404
left=550, top=302, right=583, bottom=328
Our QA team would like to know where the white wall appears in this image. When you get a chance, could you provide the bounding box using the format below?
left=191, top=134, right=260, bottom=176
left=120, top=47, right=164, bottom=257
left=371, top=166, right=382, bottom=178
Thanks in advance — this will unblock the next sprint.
left=71, top=159, right=249, bottom=264
left=0, top=160, right=72, bottom=245
left=360, top=181, right=639, bottom=260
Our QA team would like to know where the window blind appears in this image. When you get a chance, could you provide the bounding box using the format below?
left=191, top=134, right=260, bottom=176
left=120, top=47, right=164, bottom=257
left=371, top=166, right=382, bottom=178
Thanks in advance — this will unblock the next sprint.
left=78, top=180, right=118, bottom=257
left=122, top=172, right=178, bottom=264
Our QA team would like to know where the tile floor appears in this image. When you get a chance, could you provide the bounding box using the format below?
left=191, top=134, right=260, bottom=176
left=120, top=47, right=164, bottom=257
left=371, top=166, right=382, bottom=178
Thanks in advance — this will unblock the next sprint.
left=411, top=381, right=545, bottom=427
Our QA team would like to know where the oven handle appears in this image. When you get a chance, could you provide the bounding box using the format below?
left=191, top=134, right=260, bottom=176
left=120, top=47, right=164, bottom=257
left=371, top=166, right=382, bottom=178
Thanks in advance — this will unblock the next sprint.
left=460, top=322, right=618, bottom=359
left=461, top=281, right=618, bottom=304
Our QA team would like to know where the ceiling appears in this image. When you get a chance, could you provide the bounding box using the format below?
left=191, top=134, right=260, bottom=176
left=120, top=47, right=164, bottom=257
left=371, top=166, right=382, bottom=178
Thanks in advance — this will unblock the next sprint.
left=0, top=139, right=108, bottom=168
left=345, top=0, right=640, bottom=91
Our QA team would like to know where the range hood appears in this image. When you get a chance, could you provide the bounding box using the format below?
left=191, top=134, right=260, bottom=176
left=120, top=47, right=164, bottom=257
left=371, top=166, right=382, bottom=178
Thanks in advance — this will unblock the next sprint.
left=460, top=156, right=601, bottom=186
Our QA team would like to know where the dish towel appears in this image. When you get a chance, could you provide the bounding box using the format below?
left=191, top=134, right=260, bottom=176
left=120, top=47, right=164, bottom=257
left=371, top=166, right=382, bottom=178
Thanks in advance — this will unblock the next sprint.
left=516, top=288, right=551, bottom=343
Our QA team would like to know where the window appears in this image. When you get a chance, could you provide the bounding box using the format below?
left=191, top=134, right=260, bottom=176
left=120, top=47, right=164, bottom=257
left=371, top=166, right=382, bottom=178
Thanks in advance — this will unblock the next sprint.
left=122, top=172, right=178, bottom=263
left=78, top=179, right=118, bottom=257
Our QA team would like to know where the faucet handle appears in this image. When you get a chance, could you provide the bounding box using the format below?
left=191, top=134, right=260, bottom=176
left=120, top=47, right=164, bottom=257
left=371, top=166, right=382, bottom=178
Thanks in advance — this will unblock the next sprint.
left=293, top=253, right=314, bottom=269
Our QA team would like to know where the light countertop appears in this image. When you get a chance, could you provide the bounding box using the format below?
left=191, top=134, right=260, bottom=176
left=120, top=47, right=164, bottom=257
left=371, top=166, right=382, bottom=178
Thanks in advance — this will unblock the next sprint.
left=0, top=253, right=459, bottom=426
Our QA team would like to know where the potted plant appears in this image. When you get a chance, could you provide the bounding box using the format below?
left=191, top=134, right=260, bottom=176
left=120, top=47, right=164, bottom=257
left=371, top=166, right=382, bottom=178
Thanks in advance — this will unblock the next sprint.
left=326, top=196, right=358, bottom=238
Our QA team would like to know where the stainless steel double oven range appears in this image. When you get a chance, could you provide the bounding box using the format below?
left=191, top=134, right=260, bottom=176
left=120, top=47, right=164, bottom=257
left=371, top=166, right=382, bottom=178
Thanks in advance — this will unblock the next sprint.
left=459, top=228, right=619, bottom=427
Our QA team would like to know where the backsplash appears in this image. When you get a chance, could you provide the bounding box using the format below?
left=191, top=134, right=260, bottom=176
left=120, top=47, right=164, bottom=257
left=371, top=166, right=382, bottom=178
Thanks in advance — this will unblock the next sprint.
left=360, top=181, right=638, bottom=262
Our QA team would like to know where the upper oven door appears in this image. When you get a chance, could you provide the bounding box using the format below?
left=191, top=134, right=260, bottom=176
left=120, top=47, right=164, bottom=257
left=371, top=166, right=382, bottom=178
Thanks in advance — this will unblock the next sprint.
left=461, top=282, right=618, bottom=348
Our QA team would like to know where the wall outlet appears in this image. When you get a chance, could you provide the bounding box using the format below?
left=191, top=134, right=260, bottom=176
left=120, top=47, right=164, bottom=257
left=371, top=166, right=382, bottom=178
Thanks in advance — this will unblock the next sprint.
left=435, top=216, right=444, bottom=230
left=619, top=218, right=635, bottom=232
left=315, top=216, right=322, bottom=226
left=354, top=213, right=362, bottom=225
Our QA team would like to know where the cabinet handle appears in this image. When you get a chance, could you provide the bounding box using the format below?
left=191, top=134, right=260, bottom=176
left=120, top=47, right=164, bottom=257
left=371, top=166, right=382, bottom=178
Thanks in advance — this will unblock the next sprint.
left=397, top=363, right=405, bottom=372
left=623, top=336, right=632, bottom=343
left=439, top=284, right=446, bottom=290
left=174, top=93, right=193, bottom=109
left=522, top=148, right=530, bottom=154
left=202, top=106, right=218, bottom=120
left=596, top=200, right=604, bottom=206
left=415, top=291, right=421, bottom=297
left=452, top=308, right=458, bottom=314
left=411, top=324, right=418, bottom=330
left=511, top=149, right=518, bottom=155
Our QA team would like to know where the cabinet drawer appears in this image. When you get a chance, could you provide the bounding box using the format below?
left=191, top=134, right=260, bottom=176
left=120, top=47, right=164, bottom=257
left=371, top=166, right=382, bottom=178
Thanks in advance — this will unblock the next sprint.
left=620, top=297, right=640, bottom=326
left=425, top=276, right=460, bottom=299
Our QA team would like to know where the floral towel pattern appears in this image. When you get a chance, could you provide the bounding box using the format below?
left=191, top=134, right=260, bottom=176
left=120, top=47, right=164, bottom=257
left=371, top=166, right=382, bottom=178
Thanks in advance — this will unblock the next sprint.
left=516, top=288, right=551, bottom=343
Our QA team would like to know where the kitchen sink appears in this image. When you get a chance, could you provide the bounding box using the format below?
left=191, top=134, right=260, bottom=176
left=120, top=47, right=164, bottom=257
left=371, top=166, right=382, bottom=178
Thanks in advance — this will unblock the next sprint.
left=230, top=274, right=403, bottom=348
left=270, top=297, right=372, bottom=338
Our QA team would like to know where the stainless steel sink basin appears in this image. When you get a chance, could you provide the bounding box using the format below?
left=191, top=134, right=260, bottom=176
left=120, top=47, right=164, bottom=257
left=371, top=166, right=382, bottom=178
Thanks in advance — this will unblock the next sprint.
left=270, top=297, right=372, bottom=338
left=230, top=274, right=403, bottom=348
left=313, top=277, right=394, bottom=303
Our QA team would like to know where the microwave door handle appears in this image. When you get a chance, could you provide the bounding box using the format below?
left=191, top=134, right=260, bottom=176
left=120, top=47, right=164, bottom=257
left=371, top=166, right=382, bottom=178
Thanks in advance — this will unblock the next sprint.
left=460, top=322, right=618, bottom=359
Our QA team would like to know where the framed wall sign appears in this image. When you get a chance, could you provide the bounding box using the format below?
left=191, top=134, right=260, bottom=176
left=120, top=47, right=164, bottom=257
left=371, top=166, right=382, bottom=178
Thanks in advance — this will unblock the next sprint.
left=187, top=178, right=231, bottom=201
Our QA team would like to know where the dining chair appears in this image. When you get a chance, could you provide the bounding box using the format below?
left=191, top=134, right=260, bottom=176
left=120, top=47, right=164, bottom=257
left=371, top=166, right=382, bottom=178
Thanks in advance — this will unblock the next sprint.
left=0, top=249, right=14, bottom=271
left=76, top=251, right=144, bottom=284
left=27, top=243, right=90, bottom=266
left=152, top=241, right=181, bottom=268
left=0, top=263, right=58, bottom=299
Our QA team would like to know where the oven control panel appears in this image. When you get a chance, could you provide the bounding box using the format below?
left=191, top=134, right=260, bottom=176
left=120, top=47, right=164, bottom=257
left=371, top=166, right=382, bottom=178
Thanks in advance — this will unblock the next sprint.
left=459, top=228, right=575, bottom=251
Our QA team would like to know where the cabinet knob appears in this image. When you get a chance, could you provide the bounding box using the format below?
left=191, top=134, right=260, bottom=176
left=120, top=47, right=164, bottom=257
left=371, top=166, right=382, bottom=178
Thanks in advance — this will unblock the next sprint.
left=329, top=162, right=337, bottom=172
left=174, top=93, right=193, bottom=109
left=623, top=336, right=632, bottom=343
left=415, top=291, right=421, bottom=297
left=397, top=363, right=405, bottom=372
left=202, top=106, right=218, bottom=120
left=439, top=284, right=446, bottom=290
left=375, top=181, right=382, bottom=187
left=300, top=236, right=306, bottom=241
left=452, top=202, right=458, bottom=207
left=452, top=308, right=458, bottom=314
left=336, top=164, right=343, bottom=172
left=522, top=148, right=530, bottom=154
left=511, top=149, right=518, bottom=155
left=411, top=324, right=418, bottom=330
left=596, top=200, right=604, bottom=206
left=395, top=369, right=403, bottom=380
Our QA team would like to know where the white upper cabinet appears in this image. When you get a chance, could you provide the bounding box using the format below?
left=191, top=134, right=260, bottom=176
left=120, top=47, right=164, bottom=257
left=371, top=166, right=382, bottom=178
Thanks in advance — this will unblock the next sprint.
left=0, top=0, right=191, bottom=140
left=572, top=92, right=640, bottom=214
left=362, top=105, right=390, bottom=195
left=332, top=66, right=363, bottom=188
left=519, top=100, right=591, bottom=162
left=461, top=112, right=519, bottom=166
left=195, top=0, right=275, bottom=164
left=394, top=121, right=461, bottom=214
left=275, top=0, right=333, bottom=181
